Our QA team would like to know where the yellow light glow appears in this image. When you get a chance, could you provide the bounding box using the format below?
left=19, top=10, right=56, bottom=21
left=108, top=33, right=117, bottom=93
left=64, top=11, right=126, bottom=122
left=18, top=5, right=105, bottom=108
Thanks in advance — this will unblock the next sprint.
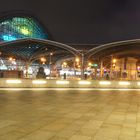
left=21, top=28, right=30, bottom=35
left=113, top=59, right=117, bottom=63
left=6, top=79, right=22, bottom=84
left=119, top=81, right=130, bottom=85
left=137, top=82, right=140, bottom=85
left=32, top=80, right=47, bottom=84
left=75, top=58, right=80, bottom=62
left=99, top=81, right=111, bottom=85
left=63, top=62, right=67, bottom=65
left=113, top=63, right=116, bottom=67
left=62, top=62, right=67, bottom=67
left=88, top=62, right=92, bottom=66
left=9, top=57, right=13, bottom=61
left=137, top=66, right=140, bottom=70
left=78, top=81, right=91, bottom=85
left=40, top=57, right=46, bottom=62
left=56, top=81, right=69, bottom=84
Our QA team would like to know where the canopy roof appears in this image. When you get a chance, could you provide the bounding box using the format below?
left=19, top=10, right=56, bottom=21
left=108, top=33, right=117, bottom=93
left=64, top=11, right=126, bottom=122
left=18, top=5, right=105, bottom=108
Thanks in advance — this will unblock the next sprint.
left=0, top=38, right=81, bottom=63
left=86, top=39, right=140, bottom=59
left=0, top=38, right=140, bottom=64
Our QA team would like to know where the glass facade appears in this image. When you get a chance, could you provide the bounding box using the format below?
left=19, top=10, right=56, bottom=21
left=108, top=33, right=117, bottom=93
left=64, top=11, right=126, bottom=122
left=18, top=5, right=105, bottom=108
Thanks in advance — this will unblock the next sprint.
left=0, top=17, right=48, bottom=41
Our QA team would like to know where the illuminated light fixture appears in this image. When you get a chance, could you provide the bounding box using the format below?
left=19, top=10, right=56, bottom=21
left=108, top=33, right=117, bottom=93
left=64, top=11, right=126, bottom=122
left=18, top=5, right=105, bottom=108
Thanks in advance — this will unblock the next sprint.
left=137, top=66, right=140, bottom=70
left=9, top=57, right=13, bottom=61
left=50, top=52, right=53, bottom=55
left=56, top=81, right=69, bottom=84
left=2, top=35, right=16, bottom=41
left=40, top=57, right=46, bottom=64
left=62, top=62, right=67, bottom=68
left=137, top=82, right=140, bottom=85
left=20, top=28, right=30, bottom=35
left=63, top=62, right=67, bottom=66
left=112, top=59, right=117, bottom=63
left=32, top=80, right=47, bottom=84
left=88, top=62, right=92, bottom=66
left=99, top=81, right=111, bottom=85
left=6, top=79, right=22, bottom=84
left=78, top=81, right=91, bottom=85
left=40, top=57, right=46, bottom=62
left=92, top=64, right=98, bottom=67
left=113, top=63, right=116, bottom=67
left=75, top=58, right=80, bottom=62
left=119, top=81, right=130, bottom=85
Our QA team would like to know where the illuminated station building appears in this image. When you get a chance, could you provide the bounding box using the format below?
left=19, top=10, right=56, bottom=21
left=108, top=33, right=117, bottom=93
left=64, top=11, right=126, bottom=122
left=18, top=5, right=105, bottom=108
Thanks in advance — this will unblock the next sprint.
left=0, top=12, right=139, bottom=80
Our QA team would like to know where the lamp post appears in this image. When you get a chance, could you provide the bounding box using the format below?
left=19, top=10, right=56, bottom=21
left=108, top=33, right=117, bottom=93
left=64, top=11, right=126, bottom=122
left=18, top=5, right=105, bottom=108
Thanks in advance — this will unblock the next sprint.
left=25, top=62, right=29, bottom=78
left=74, top=57, right=80, bottom=77
left=9, top=57, right=13, bottom=61
left=9, top=57, right=15, bottom=70
left=49, top=52, right=53, bottom=79
left=88, top=62, right=92, bottom=67
left=40, top=57, right=46, bottom=65
left=62, top=61, right=67, bottom=79
left=62, top=62, right=67, bottom=68
left=111, top=58, right=117, bottom=79
left=100, top=60, right=103, bottom=79
left=81, top=53, right=84, bottom=79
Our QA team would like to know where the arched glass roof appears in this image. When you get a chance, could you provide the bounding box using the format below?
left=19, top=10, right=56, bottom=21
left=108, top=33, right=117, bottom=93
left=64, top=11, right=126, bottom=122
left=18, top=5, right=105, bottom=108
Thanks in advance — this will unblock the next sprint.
left=0, top=14, right=80, bottom=64
left=0, top=17, right=48, bottom=41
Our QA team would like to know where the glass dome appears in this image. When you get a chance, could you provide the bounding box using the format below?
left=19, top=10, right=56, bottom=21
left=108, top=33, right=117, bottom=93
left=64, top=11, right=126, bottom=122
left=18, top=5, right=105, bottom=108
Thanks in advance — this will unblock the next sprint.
left=0, top=17, right=48, bottom=41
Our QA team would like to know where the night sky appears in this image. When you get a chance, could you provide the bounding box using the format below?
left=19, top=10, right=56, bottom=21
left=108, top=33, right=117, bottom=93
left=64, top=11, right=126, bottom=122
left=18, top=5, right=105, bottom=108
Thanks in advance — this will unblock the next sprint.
left=0, top=0, right=140, bottom=44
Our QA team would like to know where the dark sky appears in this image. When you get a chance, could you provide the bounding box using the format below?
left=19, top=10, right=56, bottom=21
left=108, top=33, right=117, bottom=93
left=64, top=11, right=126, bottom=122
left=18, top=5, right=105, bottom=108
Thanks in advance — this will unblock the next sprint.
left=0, top=0, right=140, bottom=44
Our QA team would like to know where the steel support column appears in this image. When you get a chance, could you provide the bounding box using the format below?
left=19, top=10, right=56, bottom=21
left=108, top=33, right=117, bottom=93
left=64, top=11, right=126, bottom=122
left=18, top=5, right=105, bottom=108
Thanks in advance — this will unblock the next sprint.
left=81, top=53, right=85, bottom=79
left=49, top=54, right=52, bottom=79
left=25, top=62, right=29, bottom=78
left=100, top=60, right=103, bottom=79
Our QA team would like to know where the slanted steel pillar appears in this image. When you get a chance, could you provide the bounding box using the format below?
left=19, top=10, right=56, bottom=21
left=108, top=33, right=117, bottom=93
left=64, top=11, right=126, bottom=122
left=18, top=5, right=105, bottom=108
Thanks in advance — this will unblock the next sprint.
left=25, top=62, right=29, bottom=78
left=100, top=60, right=103, bottom=79
left=110, top=55, right=113, bottom=80
left=49, top=54, right=52, bottom=79
left=74, top=60, right=76, bottom=77
left=81, top=53, right=85, bottom=79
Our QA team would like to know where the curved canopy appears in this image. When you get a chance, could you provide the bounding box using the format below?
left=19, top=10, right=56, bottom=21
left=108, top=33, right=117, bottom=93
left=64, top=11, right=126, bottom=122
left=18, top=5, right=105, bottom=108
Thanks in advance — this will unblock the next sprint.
left=0, top=14, right=81, bottom=63
left=0, top=38, right=81, bottom=62
left=86, top=39, right=140, bottom=59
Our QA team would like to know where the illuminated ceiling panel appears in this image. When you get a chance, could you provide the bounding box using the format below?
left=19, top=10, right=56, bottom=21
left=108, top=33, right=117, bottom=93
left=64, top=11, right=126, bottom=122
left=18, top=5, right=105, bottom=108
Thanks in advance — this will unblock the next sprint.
left=0, top=17, right=48, bottom=41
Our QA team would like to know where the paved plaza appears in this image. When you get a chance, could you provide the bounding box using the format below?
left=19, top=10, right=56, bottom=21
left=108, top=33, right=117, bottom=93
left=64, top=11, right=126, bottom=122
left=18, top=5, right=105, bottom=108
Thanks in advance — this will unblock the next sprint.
left=0, top=89, right=140, bottom=140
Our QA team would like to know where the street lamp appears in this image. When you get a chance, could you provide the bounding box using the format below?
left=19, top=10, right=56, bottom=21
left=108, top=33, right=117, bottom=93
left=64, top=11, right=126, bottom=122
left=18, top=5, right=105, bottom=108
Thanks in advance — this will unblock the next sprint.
left=74, top=57, right=80, bottom=77
left=9, top=57, right=13, bottom=61
left=112, top=59, right=117, bottom=69
left=88, top=62, right=92, bottom=67
left=8, top=57, right=16, bottom=70
left=113, top=59, right=117, bottom=64
left=62, top=62, right=67, bottom=68
left=40, top=57, right=46, bottom=64
left=49, top=52, right=53, bottom=79
left=75, top=57, right=80, bottom=63
left=112, top=58, right=117, bottom=79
